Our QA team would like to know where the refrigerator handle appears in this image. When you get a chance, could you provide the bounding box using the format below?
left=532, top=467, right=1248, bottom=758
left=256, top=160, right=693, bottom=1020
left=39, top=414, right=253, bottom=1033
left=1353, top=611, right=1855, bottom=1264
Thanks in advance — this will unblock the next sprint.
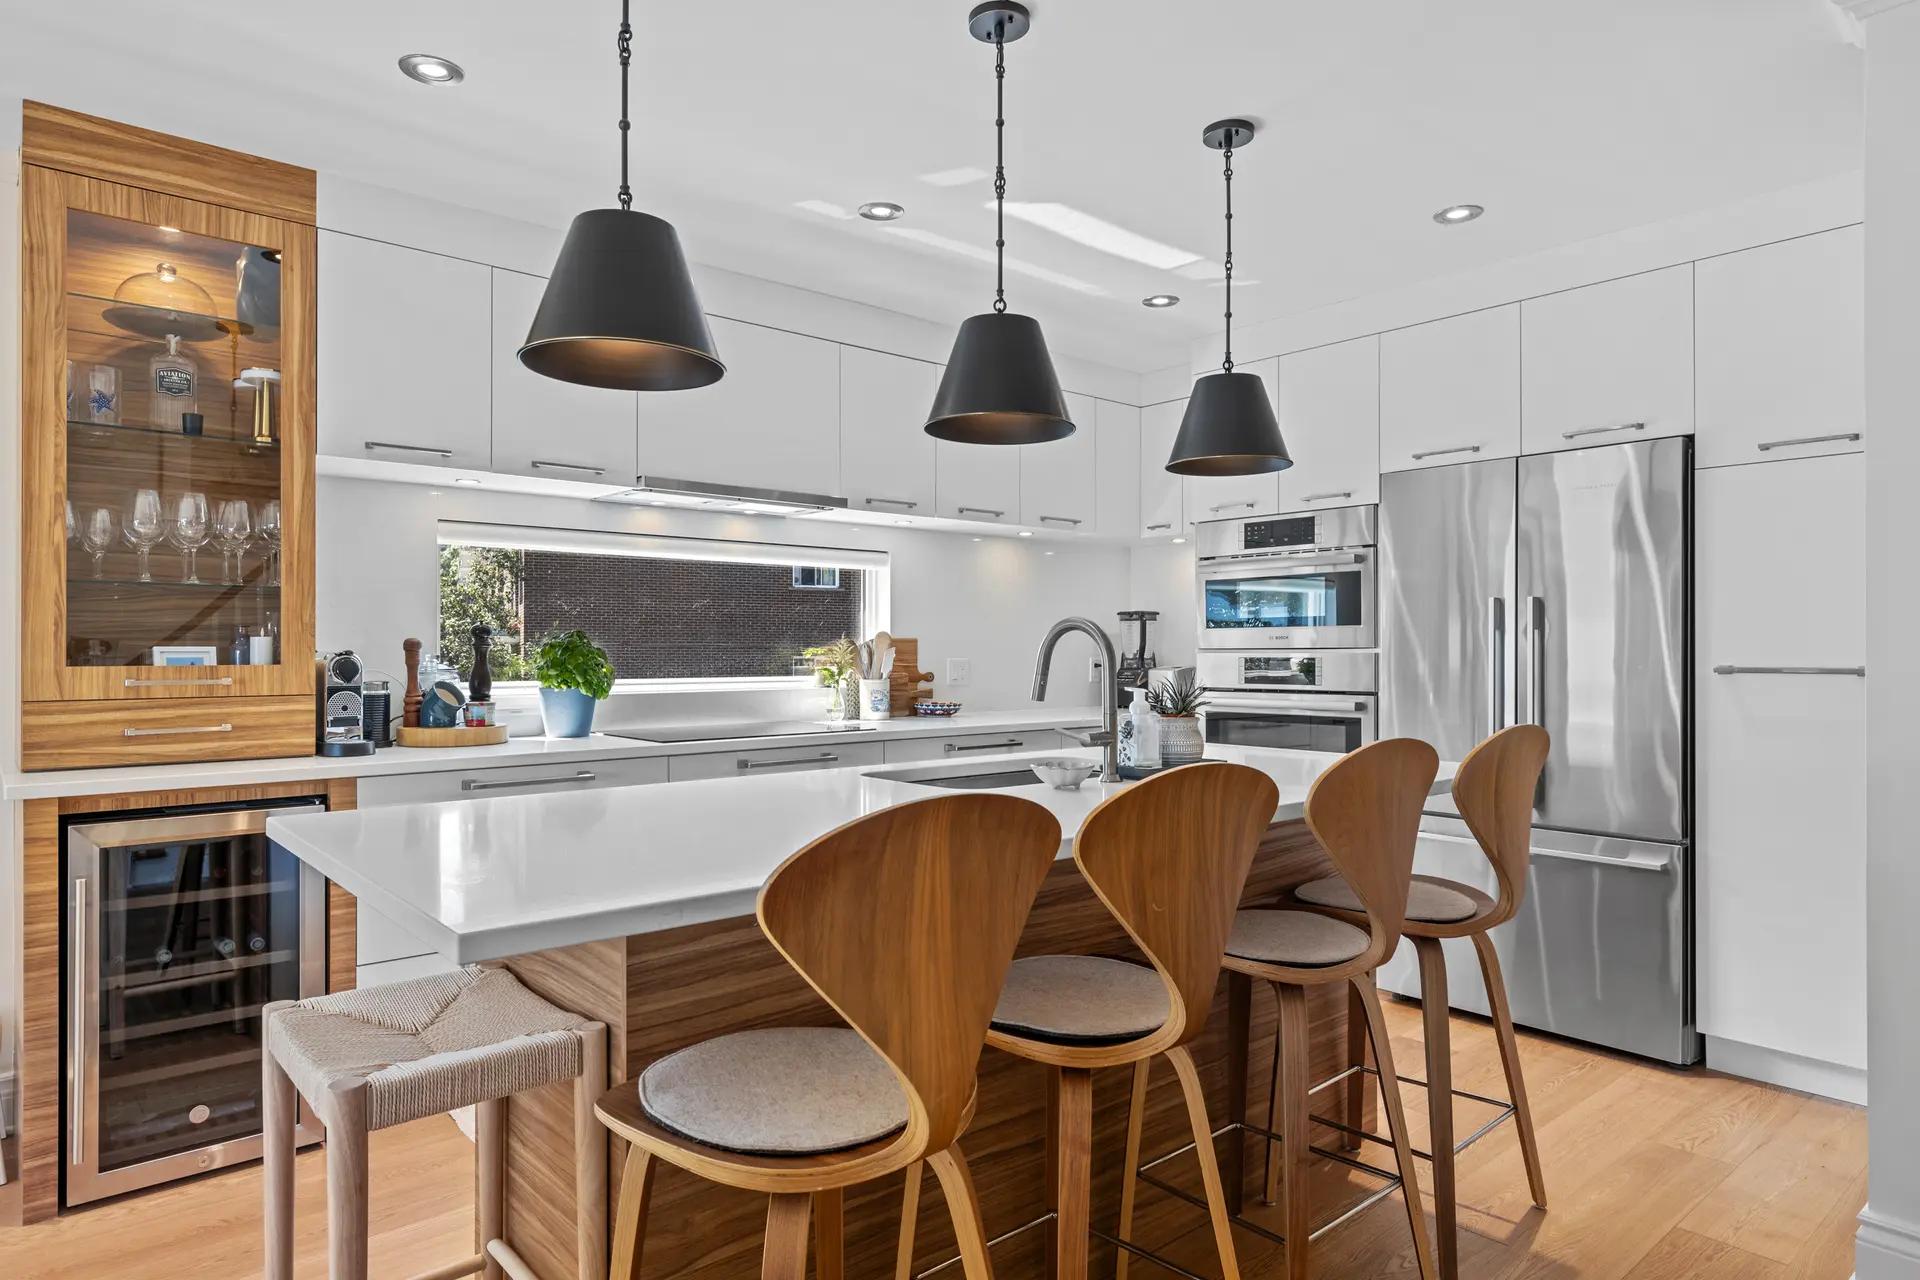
left=69, top=876, right=88, bottom=1167
left=1524, top=595, right=1546, bottom=726
left=1486, top=597, right=1506, bottom=735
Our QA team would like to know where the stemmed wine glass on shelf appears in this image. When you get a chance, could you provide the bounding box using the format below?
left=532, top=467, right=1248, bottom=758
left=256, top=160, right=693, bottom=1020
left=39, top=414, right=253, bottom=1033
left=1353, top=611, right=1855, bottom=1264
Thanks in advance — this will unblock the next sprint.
left=167, top=491, right=210, bottom=585
left=122, top=488, right=164, bottom=583
left=79, top=507, right=117, bottom=579
left=214, top=499, right=252, bottom=585
left=254, top=498, right=282, bottom=587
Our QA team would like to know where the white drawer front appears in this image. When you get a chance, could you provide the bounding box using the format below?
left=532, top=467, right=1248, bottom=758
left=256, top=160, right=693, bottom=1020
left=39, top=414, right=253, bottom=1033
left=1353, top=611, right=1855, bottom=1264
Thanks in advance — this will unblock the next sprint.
left=882, top=730, right=1062, bottom=764
left=356, top=952, right=458, bottom=991
left=355, top=754, right=669, bottom=807
left=668, top=741, right=885, bottom=781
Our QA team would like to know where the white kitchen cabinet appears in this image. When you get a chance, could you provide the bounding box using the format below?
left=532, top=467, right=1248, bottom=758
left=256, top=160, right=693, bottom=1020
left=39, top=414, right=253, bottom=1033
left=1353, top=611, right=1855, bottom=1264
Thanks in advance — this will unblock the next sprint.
left=1139, top=399, right=1187, bottom=538
left=1020, top=393, right=1098, bottom=530
left=1380, top=305, right=1521, bottom=471
left=490, top=268, right=638, bottom=483
left=936, top=436, right=1021, bottom=525
left=1695, top=226, right=1864, bottom=469
left=668, top=740, right=885, bottom=781
left=1520, top=265, right=1693, bottom=455
left=354, top=754, right=669, bottom=807
left=839, top=346, right=939, bottom=517
left=1697, top=454, right=1866, bottom=1079
left=635, top=315, right=842, bottom=496
left=1272, top=337, right=1381, bottom=511
left=882, top=729, right=1063, bottom=764
left=318, top=230, right=492, bottom=470
left=1094, top=400, right=1140, bottom=539
left=1182, top=360, right=1285, bottom=522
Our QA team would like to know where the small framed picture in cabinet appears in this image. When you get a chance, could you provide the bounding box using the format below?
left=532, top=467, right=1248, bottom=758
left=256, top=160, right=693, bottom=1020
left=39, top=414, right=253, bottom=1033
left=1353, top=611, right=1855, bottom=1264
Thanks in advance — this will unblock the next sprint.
left=149, top=645, right=218, bottom=666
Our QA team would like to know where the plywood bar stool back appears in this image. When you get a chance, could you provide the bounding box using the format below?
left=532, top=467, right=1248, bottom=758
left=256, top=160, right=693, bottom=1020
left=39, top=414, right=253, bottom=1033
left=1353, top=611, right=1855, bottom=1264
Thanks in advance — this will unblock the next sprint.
left=898, top=762, right=1279, bottom=1280
left=1204, top=738, right=1441, bottom=1280
left=261, top=965, right=610, bottom=1280
left=1290, top=724, right=1552, bottom=1280
left=595, top=793, right=1060, bottom=1280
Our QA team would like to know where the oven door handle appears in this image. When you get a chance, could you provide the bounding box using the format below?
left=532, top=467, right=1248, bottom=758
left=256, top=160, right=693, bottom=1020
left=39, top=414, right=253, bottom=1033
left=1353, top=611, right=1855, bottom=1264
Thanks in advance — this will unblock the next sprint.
left=1202, top=551, right=1367, bottom=572
left=1203, top=697, right=1371, bottom=716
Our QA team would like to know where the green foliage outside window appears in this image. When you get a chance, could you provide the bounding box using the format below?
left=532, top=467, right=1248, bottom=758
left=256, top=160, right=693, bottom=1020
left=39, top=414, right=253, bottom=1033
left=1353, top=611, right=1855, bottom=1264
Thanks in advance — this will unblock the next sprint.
left=438, top=545, right=535, bottom=681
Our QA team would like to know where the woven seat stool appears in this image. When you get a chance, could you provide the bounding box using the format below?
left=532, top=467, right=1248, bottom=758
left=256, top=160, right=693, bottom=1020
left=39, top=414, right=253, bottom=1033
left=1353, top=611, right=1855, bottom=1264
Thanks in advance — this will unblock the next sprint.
left=262, top=965, right=609, bottom=1280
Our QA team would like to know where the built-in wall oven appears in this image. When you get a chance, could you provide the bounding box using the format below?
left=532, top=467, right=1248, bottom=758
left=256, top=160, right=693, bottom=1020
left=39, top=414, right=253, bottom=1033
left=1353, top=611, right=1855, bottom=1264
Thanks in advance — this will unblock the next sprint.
left=1198, top=651, right=1378, bottom=754
left=65, top=799, right=328, bottom=1205
left=1195, top=506, right=1377, bottom=650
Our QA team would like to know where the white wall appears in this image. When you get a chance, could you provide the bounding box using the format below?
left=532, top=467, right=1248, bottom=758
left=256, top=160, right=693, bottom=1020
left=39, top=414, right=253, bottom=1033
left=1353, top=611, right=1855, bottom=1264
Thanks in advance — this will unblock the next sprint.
left=1127, top=541, right=1197, bottom=670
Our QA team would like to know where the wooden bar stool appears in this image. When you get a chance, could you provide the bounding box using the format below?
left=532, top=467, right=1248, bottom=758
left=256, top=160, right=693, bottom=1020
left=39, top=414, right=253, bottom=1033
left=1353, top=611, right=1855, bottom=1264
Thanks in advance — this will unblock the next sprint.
left=595, top=793, right=1061, bottom=1280
left=1200, top=738, right=1441, bottom=1280
left=261, top=965, right=609, bottom=1280
left=900, top=763, right=1281, bottom=1280
left=1289, top=725, right=1552, bottom=1280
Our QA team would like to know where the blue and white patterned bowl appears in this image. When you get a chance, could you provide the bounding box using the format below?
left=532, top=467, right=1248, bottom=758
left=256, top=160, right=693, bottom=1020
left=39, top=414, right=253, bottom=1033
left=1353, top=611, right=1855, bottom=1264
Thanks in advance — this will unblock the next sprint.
left=913, top=701, right=963, bottom=717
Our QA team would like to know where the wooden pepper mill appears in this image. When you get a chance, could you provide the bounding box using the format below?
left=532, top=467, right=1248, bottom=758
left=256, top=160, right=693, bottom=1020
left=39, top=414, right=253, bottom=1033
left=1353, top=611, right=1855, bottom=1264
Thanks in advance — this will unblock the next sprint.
left=402, top=637, right=423, bottom=728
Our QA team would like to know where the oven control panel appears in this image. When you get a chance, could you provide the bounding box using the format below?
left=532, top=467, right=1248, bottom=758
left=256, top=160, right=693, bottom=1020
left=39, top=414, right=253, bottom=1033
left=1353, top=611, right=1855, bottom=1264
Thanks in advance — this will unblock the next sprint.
left=1241, top=515, right=1317, bottom=550
left=1196, top=649, right=1378, bottom=694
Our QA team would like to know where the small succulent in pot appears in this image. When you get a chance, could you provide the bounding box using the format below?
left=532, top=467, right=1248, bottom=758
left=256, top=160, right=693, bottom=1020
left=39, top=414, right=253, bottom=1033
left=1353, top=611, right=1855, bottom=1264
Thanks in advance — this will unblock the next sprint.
left=1147, top=671, right=1207, bottom=765
left=532, top=629, right=616, bottom=738
left=803, top=637, right=863, bottom=720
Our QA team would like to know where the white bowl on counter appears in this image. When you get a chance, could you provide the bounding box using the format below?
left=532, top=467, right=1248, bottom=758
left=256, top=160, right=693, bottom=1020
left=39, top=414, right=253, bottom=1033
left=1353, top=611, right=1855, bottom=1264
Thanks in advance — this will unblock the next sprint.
left=1030, top=759, right=1100, bottom=791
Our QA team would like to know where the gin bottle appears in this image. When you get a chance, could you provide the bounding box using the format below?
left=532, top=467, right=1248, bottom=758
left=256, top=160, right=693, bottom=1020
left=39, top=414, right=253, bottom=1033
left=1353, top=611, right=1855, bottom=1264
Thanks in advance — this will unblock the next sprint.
left=147, top=333, right=198, bottom=429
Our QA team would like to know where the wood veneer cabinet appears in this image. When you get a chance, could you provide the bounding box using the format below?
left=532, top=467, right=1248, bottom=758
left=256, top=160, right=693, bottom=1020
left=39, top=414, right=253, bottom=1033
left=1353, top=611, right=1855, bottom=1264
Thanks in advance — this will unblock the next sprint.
left=17, top=104, right=318, bottom=768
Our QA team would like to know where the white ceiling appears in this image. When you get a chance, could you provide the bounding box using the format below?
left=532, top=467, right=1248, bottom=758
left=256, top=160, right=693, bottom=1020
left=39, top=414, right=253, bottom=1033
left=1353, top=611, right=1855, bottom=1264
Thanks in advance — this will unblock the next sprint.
left=1, top=1, right=1863, bottom=372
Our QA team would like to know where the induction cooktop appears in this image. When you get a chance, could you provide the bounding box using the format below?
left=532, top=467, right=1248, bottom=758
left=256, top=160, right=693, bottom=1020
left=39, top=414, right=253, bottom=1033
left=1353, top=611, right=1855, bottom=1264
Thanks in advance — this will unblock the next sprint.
left=605, top=721, right=878, bottom=744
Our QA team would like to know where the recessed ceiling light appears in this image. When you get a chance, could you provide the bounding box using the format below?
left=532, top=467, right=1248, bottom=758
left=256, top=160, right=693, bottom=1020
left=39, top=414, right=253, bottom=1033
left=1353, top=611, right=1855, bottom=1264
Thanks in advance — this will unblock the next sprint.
left=1043, top=550, right=1055, bottom=556
left=971, top=537, right=983, bottom=542
left=1433, top=203, right=1484, bottom=225
left=858, top=201, right=906, bottom=222
left=1171, top=536, right=1187, bottom=544
left=1017, top=530, right=1033, bottom=537
left=1142, top=294, right=1180, bottom=309
left=452, top=477, right=483, bottom=486
left=996, top=201, right=1201, bottom=270
left=398, top=53, right=465, bottom=85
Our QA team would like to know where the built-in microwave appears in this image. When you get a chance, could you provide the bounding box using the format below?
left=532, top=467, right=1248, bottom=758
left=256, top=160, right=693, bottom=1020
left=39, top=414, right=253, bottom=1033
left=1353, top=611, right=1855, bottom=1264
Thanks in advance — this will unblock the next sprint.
left=1195, top=506, right=1377, bottom=650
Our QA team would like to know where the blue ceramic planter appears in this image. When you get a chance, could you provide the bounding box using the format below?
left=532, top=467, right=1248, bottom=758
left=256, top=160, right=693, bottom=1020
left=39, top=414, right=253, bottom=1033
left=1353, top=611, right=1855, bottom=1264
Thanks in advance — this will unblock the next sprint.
left=539, top=687, right=598, bottom=738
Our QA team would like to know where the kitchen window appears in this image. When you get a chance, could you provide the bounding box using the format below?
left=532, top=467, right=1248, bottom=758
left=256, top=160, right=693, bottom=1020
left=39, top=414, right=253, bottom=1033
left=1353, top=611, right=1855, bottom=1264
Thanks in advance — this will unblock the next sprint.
left=436, top=521, right=888, bottom=685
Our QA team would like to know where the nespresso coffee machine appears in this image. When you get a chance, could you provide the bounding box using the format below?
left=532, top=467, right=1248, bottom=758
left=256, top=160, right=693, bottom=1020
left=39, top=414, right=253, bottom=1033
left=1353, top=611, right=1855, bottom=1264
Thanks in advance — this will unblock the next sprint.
left=315, top=650, right=376, bottom=756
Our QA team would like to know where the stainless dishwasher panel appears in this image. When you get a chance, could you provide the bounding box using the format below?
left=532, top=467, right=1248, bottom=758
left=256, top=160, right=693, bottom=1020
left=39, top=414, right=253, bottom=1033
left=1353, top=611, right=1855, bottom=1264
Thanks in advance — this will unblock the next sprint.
left=1378, top=819, right=1699, bottom=1065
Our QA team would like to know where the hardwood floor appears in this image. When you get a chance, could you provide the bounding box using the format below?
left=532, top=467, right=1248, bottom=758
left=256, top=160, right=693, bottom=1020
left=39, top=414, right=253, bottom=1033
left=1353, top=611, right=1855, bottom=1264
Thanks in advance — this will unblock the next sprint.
left=0, top=1001, right=1865, bottom=1279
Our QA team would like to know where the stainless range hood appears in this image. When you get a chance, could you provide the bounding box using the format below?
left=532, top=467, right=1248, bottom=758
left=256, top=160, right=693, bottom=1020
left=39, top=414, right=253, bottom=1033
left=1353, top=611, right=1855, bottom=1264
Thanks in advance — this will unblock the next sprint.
left=595, top=475, right=849, bottom=517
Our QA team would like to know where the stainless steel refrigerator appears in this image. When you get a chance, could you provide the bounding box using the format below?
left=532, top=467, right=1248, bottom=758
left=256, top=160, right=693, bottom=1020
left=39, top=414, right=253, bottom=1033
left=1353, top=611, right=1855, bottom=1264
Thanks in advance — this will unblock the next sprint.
left=1376, top=435, right=1698, bottom=1064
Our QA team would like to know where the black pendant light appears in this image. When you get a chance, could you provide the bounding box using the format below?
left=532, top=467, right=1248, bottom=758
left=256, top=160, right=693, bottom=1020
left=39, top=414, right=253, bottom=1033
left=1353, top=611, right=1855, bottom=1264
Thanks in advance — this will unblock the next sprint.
left=519, top=1, right=724, bottom=391
left=1166, top=119, right=1292, bottom=476
left=925, top=2, right=1074, bottom=445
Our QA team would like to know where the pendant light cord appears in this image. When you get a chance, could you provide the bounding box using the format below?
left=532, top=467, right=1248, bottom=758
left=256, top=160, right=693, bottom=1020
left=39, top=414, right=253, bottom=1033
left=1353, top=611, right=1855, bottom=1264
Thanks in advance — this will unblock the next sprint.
left=617, top=0, right=633, bottom=212
left=1222, top=141, right=1234, bottom=373
left=993, top=35, right=1008, bottom=314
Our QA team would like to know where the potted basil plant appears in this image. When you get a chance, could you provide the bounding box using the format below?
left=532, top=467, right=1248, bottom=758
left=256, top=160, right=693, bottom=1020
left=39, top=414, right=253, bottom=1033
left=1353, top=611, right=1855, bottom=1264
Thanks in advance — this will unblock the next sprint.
left=532, top=629, right=616, bottom=738
left=1147, top=671, right=1207, bottom=766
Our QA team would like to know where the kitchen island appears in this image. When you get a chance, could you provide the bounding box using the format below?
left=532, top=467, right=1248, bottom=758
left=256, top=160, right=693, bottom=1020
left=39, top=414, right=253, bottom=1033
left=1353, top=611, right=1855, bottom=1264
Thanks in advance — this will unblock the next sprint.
left=268, top=746, right=1450, bottom=1280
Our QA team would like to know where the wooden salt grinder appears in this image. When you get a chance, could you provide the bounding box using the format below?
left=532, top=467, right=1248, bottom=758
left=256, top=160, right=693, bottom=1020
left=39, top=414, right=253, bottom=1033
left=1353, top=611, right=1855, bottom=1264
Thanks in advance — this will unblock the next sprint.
left=402, top=637, right=423, bottom=728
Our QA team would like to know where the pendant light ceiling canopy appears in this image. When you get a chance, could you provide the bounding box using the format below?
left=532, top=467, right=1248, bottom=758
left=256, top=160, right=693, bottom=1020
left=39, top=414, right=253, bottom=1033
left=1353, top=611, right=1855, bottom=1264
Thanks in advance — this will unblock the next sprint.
left=519, top=1, right=724, bottom=392
left=925, top=2, right=1074, bottom=446
left=1166, top=119, right=1292, bottom=477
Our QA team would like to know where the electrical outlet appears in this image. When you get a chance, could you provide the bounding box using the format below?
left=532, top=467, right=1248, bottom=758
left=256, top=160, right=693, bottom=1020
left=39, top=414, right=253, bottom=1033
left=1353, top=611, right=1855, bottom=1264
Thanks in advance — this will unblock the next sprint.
left=1090, top=657, right=1103, bottom=682
left=946, top=658, right=972, bottom=686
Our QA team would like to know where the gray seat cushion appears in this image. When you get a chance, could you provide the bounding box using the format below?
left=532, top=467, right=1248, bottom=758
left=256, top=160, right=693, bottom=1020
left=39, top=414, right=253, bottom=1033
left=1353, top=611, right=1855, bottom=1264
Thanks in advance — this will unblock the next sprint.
left=990, top=955, right=1170, bottom=1044
left=638, top=1027, right=907, bottom=1156
left=1293, top=875, right=1479, bottom=924
left=1228, top=910, right=1370, bottom=968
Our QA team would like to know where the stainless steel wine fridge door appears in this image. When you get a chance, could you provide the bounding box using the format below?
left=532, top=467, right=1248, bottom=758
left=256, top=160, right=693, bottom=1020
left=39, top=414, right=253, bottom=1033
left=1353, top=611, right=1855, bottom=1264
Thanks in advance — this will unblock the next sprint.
left=65, top=802, right=326, bottom=1205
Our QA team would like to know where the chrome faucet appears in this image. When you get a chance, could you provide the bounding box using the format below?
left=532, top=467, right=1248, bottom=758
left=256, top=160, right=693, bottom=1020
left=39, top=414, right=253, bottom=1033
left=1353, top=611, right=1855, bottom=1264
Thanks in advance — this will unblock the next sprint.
left=1033, top=616, right=1122, bottom=782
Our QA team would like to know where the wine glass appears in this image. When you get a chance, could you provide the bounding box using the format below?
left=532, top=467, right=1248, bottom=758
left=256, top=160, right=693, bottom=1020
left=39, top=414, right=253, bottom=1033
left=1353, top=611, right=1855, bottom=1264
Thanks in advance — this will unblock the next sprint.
left=254, top=498, right=282, bottom=587
left=80, top=507, right=117, bottom=579
left=123, top=488, right=164, bottom=583
left=65, top=499, right=76, bottom=546
left=214, top=499, right=252, bottom=585
left=167, top=491, right=210, bottom=584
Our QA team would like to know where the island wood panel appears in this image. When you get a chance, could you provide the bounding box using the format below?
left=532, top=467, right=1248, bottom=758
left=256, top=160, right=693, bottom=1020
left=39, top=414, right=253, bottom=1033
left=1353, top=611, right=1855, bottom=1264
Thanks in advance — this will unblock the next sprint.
left=15, top=778, right=356, bottom=1223
left=500, top=818, right=1362, bottom=1280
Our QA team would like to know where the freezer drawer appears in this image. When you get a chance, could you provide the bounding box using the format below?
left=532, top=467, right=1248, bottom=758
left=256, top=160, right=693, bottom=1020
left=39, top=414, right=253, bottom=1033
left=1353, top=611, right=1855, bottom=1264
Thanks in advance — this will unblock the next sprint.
left=1377, top=820, right=1699, bottom=1065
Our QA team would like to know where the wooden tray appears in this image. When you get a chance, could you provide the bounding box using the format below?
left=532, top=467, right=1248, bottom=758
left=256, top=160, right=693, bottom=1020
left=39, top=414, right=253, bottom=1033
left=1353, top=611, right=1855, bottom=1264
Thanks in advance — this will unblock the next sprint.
left=395, top=724, right=509, bottom=748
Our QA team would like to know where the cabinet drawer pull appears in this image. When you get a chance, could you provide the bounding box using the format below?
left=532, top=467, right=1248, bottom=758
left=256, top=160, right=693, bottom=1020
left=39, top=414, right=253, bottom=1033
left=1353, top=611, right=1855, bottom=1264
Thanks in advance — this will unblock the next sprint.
left=123, top=676, right=235, bottom=687
left=863, top=497, right=919, bottom=509
left=529, top=460, right=608, bottom=475
left=1712, top=664, right=1865, bottom=677
left=122, top=723, right=234, bottom=737
left=957, top=506, right=1006, bottom=518
left=1410, top=444, right=1483, bottom=461
left=1145, top=522, right=1173, bottom=532
left=1755, top=432, right=1861, bottom=453
left=1561, top=422, right=1646, bottom=441
left=461, top=770, right=598, bottom=792
left=1039, top=515, right=1084, bottom=526
left=364, top=440, right=455, bottom=457
left=944, top=739, right=1024, bottom=753
left=1209, top=500, right=1258, bottom=513
left=738, top=753, right=839, bottom=770
left=1302, top=491, right=1352, bottom=503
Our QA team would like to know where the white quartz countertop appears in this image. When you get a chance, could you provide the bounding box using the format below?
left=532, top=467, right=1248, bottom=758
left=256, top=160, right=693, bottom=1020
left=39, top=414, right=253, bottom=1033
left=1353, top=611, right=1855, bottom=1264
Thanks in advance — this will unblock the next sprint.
left=266, top=745, right=1454, bottom=964
left=0, top=706, right=1102, bottom=800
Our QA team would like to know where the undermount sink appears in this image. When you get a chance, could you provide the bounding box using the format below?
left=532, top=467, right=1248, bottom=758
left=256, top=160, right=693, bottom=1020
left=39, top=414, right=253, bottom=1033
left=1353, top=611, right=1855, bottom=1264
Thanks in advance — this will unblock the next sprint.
left=865, top=755, right=1075, bottom=791
left=891, top=768, right=1050, bottom=791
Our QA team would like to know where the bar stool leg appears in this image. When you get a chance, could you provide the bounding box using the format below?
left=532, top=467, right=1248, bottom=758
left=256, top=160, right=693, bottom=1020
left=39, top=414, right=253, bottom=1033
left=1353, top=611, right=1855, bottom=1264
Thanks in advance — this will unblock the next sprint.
left=610, top=1145, right=657, bottom=1280
left=813, top=1188, right=845, bottom=1280
left=1053, top=1067, right=1094, bottom=1280
left=1273, top=984, right=1313, bottom=1280
left=1262, top=982, right=1285, bottom=1206
left=1167, top=1046, right=1242, bottom=1280
left=1115, top=1058, right=1152, bottom=1280
left=1043, top=1071, right=1060, bottom=1280
left=764, top=1193, right=813, bottom=1280
left=1472, top=932, right=1546, bottom=1208
left=894, top=1161, right=924, bottom=1280
left=325, top=1076, right=371, bottom=1280
left=1412, top=939, right=1457, bottom=1280
left=261, top=1002, right=296, bottom=1280
left=575, top=1023, right=610, bottom=1280
left=477, top=1097, right=506, bottom=1280
left=1224, top=972, right=1251, bottom=1215
left=928, top=1146, right=995, bottom=1280
left=1342, top=980, right=1368, bottom=1152
left=1350, top=975, right=1438, bottom=1280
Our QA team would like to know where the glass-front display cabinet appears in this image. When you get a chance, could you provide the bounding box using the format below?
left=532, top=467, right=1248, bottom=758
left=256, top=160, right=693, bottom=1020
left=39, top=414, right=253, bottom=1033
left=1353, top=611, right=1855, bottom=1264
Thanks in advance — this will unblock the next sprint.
left=20, top=114, right=317, bottom=768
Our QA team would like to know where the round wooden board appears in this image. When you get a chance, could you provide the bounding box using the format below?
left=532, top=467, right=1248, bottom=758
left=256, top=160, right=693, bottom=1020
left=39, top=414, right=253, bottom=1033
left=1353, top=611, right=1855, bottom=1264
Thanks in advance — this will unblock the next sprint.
left=395, top=723, right=510, bottom=748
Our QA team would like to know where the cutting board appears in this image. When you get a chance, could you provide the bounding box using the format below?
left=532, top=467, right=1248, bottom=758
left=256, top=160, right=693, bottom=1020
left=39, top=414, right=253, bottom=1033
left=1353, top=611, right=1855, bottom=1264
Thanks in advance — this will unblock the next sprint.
left=888, top=637, right=936, bottom=713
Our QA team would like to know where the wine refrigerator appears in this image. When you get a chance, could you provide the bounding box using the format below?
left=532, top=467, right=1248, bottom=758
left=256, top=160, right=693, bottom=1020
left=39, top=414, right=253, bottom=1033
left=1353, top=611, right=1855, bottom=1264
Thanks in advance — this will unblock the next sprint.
left=64, top=799, right=327, bottom=1204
